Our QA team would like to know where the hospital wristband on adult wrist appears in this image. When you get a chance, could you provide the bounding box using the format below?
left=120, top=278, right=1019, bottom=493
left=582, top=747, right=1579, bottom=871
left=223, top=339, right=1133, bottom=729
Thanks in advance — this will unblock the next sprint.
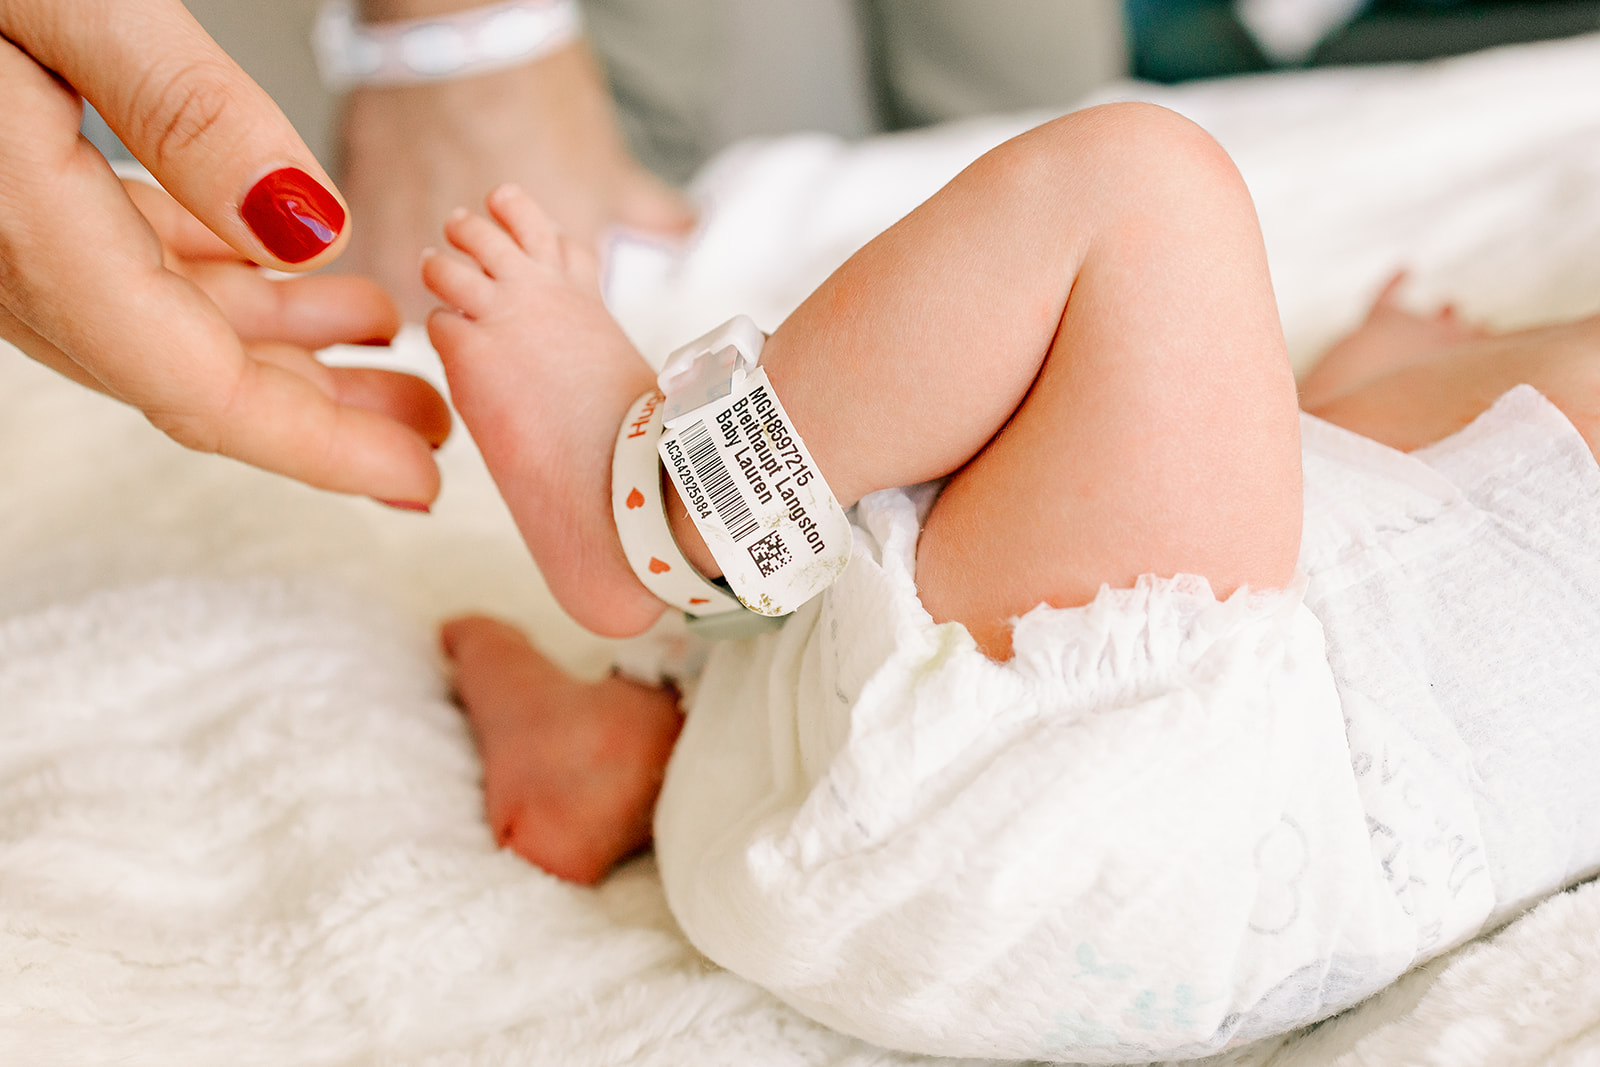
left=313, top=0, right=583, bottom=91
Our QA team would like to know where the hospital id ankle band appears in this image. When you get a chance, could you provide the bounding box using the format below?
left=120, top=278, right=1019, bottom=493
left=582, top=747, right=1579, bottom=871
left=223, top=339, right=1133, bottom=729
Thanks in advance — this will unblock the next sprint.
left=654, top=317, right=853, bottom=618
left=613, top=389, right=782, bottom=639
left=613, top=389, right=741, bottom=616
left=313, top=0, right=582, bottom=90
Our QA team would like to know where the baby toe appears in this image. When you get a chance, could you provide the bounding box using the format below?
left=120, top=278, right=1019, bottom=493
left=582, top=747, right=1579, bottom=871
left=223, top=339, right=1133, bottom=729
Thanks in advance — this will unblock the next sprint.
left=443, top=207, right=526, bottom=280
left=486, top=183, right=562, bottom=263
left=421, top=247, right=496, bottom=317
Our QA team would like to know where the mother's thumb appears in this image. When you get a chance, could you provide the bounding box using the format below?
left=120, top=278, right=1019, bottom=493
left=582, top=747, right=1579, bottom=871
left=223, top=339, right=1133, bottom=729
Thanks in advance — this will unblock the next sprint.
left=9, top=0, right=348, bottom=271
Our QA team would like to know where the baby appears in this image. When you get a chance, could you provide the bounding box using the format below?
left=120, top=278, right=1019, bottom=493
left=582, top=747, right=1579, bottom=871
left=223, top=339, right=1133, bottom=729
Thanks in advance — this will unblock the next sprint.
left=421, top=103, right=1600, bottom=1060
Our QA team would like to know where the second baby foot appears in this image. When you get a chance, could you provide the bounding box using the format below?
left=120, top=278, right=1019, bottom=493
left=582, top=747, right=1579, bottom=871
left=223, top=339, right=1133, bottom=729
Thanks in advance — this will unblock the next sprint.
left=442, top=615, right=682, bottom=885
left=1300, top=271, right=1489, bottom=408
left=424, top=184, right=665, bottom=637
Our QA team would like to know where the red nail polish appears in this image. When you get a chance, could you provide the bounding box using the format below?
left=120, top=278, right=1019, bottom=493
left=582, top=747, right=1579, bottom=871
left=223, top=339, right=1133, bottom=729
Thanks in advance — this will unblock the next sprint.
left=241, top=167, right=345, bottom=263
left=377, top=498, right=431, bottom=513
left=355, top=337, right=394, bottom=347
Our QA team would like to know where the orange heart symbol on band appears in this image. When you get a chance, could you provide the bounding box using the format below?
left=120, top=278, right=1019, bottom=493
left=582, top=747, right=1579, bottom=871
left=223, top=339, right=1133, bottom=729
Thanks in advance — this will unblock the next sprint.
left=610, top=377, right=764, bottom=631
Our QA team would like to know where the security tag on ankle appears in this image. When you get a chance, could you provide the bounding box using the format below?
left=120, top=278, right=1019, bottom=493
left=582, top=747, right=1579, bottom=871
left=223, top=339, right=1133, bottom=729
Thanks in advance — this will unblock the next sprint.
left=613, top=389, right=786, bottom=639
left=655, top=317, right=853, bottom=617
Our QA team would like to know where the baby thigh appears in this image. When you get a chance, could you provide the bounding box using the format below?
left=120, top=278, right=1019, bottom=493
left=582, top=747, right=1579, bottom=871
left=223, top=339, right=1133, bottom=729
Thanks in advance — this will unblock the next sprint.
left=912, top=106, right=1304, bottom=654
left=756, top=105, right=1302, bottom=657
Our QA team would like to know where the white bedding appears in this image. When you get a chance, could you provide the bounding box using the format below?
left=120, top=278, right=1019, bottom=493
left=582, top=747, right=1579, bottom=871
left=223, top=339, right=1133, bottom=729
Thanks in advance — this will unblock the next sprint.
left=6, top=32, right=1600, bottom=1065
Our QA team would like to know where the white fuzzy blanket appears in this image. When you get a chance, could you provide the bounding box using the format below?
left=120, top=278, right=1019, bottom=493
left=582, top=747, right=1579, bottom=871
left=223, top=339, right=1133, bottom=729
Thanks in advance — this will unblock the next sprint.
left=6, top=33, right=1600, bottom=1065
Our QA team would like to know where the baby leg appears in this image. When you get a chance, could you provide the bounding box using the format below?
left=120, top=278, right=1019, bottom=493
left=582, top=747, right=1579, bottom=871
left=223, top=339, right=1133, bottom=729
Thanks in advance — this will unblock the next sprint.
left=428, top=102, right=1300, bottom=651
left=745, top=102, right=1303, bottom=655
left=430, top=102, right=1302, bottom=878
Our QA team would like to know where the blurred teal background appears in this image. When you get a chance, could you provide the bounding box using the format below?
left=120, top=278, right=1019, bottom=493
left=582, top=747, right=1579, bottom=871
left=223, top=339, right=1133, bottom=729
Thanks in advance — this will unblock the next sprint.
left=1130, top=0, right=1600, bottom=82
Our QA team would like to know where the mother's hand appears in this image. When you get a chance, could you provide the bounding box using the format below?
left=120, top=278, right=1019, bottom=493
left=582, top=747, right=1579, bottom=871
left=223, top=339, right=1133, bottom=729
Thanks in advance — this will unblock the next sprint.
left=0, top=0, right=448, bottom=504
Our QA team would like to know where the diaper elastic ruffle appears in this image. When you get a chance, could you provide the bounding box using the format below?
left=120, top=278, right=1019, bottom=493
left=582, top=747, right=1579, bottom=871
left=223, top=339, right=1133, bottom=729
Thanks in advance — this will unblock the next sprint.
left=655, top=484, right=1408, bottom=1061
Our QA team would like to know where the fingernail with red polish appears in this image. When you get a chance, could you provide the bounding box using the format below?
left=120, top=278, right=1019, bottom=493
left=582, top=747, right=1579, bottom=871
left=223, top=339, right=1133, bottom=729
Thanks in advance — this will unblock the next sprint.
left=355, top=337, right=393, bottom=347
left=241, top=167, right=345, bottom=263
left=377, top=498, right=431, bottom=513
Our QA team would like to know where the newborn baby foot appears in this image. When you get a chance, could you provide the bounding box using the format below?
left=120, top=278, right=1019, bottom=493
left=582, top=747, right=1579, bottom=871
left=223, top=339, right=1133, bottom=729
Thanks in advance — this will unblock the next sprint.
left=1300, top=271, right=1489, bottom=408
left=442, top=615, right=683, bottom=885
left=424, top=183, right=664, bottom=637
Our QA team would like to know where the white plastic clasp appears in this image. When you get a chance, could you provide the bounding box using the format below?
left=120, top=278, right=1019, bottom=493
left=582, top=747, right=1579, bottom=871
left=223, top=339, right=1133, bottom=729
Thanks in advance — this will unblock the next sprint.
left=657, top=316, right=767, bottom=429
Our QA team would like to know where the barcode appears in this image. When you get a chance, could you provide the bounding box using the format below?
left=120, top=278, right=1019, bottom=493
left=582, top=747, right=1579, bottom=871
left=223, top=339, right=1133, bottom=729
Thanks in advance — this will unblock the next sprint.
left=683, top=421, right=759, bottom=542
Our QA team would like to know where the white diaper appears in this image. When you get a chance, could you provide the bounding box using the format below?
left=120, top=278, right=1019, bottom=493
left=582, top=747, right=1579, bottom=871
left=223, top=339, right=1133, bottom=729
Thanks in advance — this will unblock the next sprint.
left=652, top=385, right=1600, bottom=1061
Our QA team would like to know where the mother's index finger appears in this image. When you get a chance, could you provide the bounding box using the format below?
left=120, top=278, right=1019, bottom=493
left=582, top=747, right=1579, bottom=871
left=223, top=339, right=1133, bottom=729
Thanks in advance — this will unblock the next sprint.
left=5, top=0, right=349, bottom=272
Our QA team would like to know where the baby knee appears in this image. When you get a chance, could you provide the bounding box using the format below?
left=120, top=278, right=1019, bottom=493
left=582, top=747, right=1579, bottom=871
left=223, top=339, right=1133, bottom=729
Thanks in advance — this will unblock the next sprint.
left=1003, top=102, right=1248, bottom=213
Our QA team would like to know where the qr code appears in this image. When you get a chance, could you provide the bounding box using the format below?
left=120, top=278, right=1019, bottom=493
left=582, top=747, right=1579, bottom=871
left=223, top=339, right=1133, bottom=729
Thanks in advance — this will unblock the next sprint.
left=747, top=529, right=791, bottom=578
